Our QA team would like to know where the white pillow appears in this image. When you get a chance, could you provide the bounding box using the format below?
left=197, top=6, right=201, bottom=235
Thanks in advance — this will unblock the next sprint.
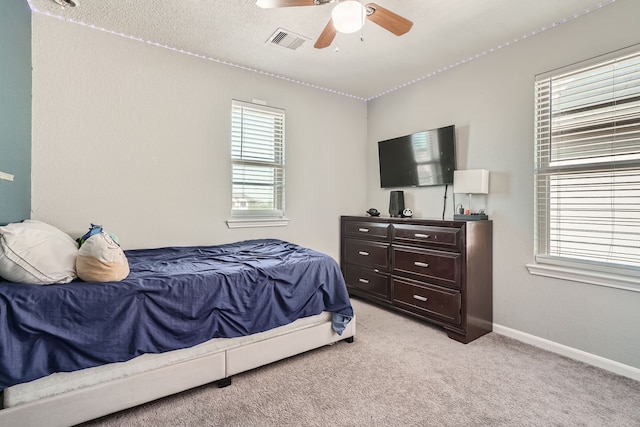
left=0, top=220, right=79, bottom=285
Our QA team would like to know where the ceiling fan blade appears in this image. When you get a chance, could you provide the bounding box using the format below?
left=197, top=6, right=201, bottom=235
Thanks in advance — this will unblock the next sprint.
left=365, top=3, right=413, bottom=36
left=256, top=0, right=317, bottom=8
left=314, top=19, right=337, bottom=49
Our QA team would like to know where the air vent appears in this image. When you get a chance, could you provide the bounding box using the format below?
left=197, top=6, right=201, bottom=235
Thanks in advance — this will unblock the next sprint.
left=267, top=28, right=310, bottom=50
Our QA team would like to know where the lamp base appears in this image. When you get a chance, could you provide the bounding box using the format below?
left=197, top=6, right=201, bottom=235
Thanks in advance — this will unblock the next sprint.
left=453, top=214, right=489, bottom=221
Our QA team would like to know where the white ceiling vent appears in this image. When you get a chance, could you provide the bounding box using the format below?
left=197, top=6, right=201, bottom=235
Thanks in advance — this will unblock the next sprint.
left=267, top=28, right=310, bottom=50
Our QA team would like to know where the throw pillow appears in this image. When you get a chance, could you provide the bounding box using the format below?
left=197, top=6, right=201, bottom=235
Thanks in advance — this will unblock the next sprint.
left=0, top=220, right=79, bottom=285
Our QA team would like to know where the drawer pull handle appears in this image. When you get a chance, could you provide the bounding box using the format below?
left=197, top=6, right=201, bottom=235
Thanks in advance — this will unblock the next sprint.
left=414, top=261, right=430, bottom=268
left=358, top=251, right=370, bottom=256
left=358, top=278, right=370, bottom=284
left=413, top=295, right=428, bottom=302
left=415, top=233, right=430, bottom=239
left=358, top=228, right=370, bottom=233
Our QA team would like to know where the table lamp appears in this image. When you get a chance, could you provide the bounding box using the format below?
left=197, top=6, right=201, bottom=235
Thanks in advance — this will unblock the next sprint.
left=453, top=169, right=489, bottom=220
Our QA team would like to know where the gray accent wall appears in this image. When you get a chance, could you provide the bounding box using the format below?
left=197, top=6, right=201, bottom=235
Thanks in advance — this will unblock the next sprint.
left=0, top=1, right=31, bottom=225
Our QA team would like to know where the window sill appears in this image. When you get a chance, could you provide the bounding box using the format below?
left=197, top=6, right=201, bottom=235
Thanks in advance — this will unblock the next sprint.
left=526, top=262, right=640, bottom=293
left=226, top=217, right=290, bottom=229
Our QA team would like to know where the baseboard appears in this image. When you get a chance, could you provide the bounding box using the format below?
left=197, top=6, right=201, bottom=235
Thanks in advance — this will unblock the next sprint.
left=492, top=324, right=640, bottom=382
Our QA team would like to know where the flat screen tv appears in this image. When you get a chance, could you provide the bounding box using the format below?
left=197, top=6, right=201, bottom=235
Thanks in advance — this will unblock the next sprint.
left=378, top=125, right=456, bottom=188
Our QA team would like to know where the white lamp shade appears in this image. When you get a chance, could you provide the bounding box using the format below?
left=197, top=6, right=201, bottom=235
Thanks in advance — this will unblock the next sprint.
left=453, top=169, right=489, bottom=194
left=332, top=1, right=366, bottom=34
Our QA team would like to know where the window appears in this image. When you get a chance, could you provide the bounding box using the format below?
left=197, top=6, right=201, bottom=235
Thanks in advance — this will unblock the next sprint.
left=533, top=46, right=640, bottom=283
left=230, top=100, right=285, bottom=221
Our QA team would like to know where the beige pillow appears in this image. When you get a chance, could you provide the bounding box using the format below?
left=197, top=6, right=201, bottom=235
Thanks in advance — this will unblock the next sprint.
left=0, top=220, right=78, bottom=285
left=76, top=231, right=129, bottom=282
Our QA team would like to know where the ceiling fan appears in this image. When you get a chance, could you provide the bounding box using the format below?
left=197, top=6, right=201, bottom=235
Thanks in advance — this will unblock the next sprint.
left=256, top=0, right=413, bottom=49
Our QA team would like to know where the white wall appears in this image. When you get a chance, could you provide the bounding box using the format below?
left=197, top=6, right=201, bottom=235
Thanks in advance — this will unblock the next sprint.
left=366, top=0, right=640, bottom=369
left=31, top=15, right=367, bottom=260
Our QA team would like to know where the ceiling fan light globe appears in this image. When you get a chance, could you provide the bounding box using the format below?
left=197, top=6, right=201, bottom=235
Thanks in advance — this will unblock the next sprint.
left=331, top=1, right=366, bottom=34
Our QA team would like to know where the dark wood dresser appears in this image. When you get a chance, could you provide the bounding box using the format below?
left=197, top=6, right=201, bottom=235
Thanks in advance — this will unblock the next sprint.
left=340, top=215, right=492, bottom=343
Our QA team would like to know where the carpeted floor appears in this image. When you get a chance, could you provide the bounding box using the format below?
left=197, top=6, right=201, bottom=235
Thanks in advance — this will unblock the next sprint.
left=81, top=298, right=640, bottom=426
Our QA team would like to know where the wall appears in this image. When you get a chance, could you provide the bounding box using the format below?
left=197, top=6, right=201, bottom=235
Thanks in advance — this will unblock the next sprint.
left=30, top=15, right=367, bottom=259
left=366, top=0, right=640, bottom=369
left=0, top=0, right=31, bottom=225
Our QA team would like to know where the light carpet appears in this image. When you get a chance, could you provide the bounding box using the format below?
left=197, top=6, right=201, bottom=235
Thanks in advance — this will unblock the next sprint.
left=80, top=298, right=640, bottom=426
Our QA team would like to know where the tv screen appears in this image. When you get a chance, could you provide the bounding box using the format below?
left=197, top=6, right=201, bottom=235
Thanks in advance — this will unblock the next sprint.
left=378, top=125, right=456, bottom=188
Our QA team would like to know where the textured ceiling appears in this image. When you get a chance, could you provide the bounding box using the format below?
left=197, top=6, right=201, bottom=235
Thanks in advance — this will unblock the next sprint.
left=28, top=0, right=616, bottom=100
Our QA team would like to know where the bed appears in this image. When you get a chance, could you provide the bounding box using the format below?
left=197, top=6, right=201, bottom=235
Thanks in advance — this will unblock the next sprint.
left=0, top=237, right=355, bottom=427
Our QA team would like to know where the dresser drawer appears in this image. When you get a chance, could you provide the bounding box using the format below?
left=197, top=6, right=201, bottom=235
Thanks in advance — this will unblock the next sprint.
left=343, top=220, right=391, bottom=240
left=392, top=224, right=461, bottom=250
left=393, top=277, right=461, bottom=325
left=392, top=246, right=461, bottom=289
left=343, top=239, right=390, bottom=272
left=344, top=265, right=390, bottom=300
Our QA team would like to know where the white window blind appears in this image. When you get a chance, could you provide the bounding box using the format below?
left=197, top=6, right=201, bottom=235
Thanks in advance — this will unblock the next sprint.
left=534, top=47, right=640, bottom=274
left=231, top=100, right=285, bottom=218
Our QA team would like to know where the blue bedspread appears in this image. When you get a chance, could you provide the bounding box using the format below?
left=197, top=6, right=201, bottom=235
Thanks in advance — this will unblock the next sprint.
left=0, top=239, right=353, bottom=390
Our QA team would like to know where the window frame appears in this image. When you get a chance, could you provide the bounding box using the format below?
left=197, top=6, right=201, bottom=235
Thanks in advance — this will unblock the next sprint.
left=528, top=45, right=640, bottom=291
left=227, top=100, right=289, bottom=228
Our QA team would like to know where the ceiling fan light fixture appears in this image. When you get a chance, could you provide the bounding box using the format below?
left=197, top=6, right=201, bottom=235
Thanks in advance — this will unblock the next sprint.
left=331, top=1, right=366, bottom=34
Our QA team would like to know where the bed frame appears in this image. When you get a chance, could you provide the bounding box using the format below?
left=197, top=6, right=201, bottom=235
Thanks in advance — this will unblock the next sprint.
left=0, top=314, right=355, bottom=427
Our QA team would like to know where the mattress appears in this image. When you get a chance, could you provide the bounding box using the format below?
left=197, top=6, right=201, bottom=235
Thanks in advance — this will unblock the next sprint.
left=4, top=312, right=333, bottom=408
left=0, top=239, right=353, bottom=389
